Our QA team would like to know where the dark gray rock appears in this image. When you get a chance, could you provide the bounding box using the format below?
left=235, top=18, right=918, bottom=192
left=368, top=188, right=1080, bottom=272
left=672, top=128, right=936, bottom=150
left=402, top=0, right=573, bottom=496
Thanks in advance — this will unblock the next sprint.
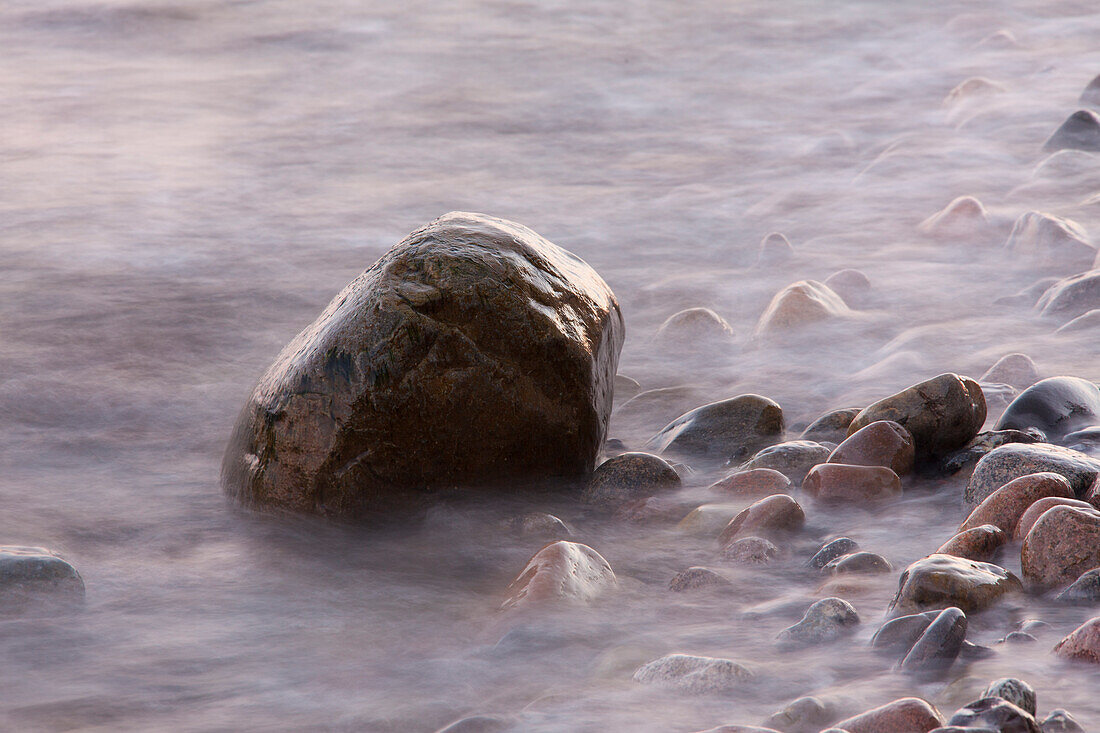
left=800, top=407, right=862, bottom=444
left=583, top=452, right=681, bottom=507
left=222, top=212, right=624, bottom=517
left=739, top=440, right=831, bottom=484
left=1055, top=568, right=1100, bottom=604
left=669, top=567, right=733, bottom=592
left=964, top=443, right=1100, bottom=510
left=899, top=607, right=967, bottom=675
left=995, top=377, right=1100, bottom=443
left=0, top=546, right=84, bottom=613
left=776, top=597, right=859, bottom=649
left=1043, top=109, right=1100, bottom=152
left=939, top=429, right=1043, bottom=478
left=808, top=537, right=860, bottom=569
left=983, top=678, right=1036, bottom=716
left=947, top=697, right=1040, bottom=733
left=648, top=395, right=784, bottom=463
left=1041, top=709, right=1085, bottom=733
left=871, top=611, right=939, bottom=652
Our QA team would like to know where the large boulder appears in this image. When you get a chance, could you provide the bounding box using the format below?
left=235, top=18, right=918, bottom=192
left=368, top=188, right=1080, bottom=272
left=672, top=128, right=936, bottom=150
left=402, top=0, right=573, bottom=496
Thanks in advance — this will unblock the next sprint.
left=995, top=377, right=1100, bottom=441
left=847, top=374, right=986, bottom=463
left=222, top=213, right=624, bottom=517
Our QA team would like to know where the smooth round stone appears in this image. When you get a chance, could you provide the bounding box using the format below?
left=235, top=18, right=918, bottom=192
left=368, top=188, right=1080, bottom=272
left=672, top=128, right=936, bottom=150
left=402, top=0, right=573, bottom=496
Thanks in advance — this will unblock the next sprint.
left=802, top=463, right=902, bottom=503
left=900, top=607, right=967, bottom=675
left=1014, top=497, right=1096, bottom=540
left=500, top=541, right=616, bottom=610
left=824, top=551, right=892, bottom=575
left=800, top=407, right=862, bottom=444
left=995, top=377, right=1100, bottom=443
left=824, top=269, right=872, bottom=308
left=938, top=429, right=1043, bottom=479
left=832, top=698, right=945, bottom=733
left=718, top=494, right=805, bottom=546
left=740, top=440, right=832, bottom=484
left=222, top=212, right=623, bottom=518
left=633, top=653, right=754, bottom=693
left=918, top=195, right=990, bottom=237
left=871, top=611, right=939, bottom=652
left=583, top=452, right=681, bottom=506
left=1037, top=270, right=1100, bottom=321
left=982, top=678, right=1036, bottom=716
left=935, top=525, right=1007, bottom=563
left=654, top=307, right=734, bottom=345
left=669, top=567, right=732, bottom=593
left=1054, top=617, right=1100, bottom=663
left=1056, top=309, right=1100, bottom=333
left=757, top=232, right=794, bottom=264
left=0, top=547, right=84, bottom=613
left=677, top=504, right=744, bottom=536
left=1056, top=568, right=1100, bottom=604
left=753, top=280, right=852, bottom=338
left=1004, top=210, right=1095, bottom=275
left=1043, top=109, right=1100, bottom=153
left=947, top=697, right=1040, bottom=733
left=964, top=443, right=1100, bottom=511
left=1041, top=709, right=1086, bottom=732
left=1001, top=631, right=1038, bottom=645
left=776, top=597, right=859, bottom=650
left=648, top=395, right=785, bottom=463
left=828, top=420, right=915, bottom=475
left=1021, top=505, right=1100, bottom=590
left=709, top=468, right=792, bottom=496
left=847, top=373, right=986, bottom=463
left=808, top=537, right=860, bottom=569
left=1065, top=425, right=1100, bottom=453
left=960, top=472, right=1074, bottom=534
left=945, top=76, right=1005, bottom=103
left=723, top=536, right=779, bottom=565
left=763, top=696, right=839, bottom=733
left=890, top=554, right=1022, bottom=615
left=503, top=512, right=572, bottom=539
left=980, top=354, right=1041, bottom=391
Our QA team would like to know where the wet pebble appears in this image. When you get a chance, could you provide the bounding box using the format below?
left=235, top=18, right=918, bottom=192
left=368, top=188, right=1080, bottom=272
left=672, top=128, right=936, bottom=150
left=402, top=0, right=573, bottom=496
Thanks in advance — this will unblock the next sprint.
left=832, top=697, right=945, bottom=733
left=753, top=280, right=852, bottom=338
left=723, top=536, right=780, bottom=564
left=500, top=541, right=616, bottom=610
left=1021, top=505, right=1100, bottom=590
left=802, top=463, right=902, bottom=503
left=964, top=443, right=1100, bottom=511
left=1043, top=109, right=1100, bottom=153
left=0, top=546, right=85, bottom=614
left=871, top=611, right=940, bottom=652
left=828, top=420, right=915, bottom=475
left=669, top=567, right=733, bottom=592
left=899, top=606, right=967, bottom=676
left=890, top=554, right=1022, bottom=615
left=582, top=452, right=681, bottom=507
left=823, top=551, right=892, bottom=575
left=980, top=354, right=1041, bottom=391
left=800, top=407, right=861, bottom=444
left=776, top=597, right=860, bottom=649
left=936, top=524, right=1007, bottom=563
left=1004, top=210, right=1095, bottom=274
left=649, top=395, right=785, bottom=463
left=709, top=468, right=792, bottom=496
left=757, top=232, right=794, bottom=264
left=1055, top=567, right=1100, bottom=604
left=960, top=472, right=1074, bottom=534
left=740, top=440, right=832, bottom=484
left=719, top=494, right=805, bottom=545
left=995, top=377, right=1100, bottom=443
left=654, top=307, right=734, bottom=345
left=982, top=678, right=1036, bottom=716
left=1040, top=709, right=1086, bottom=732
left=763, top=695, right=840, bottom=733
left=1014, top=497, right=1095, bottom=540
left=808, top=537, right=860, bottom=569
left=946, top=697, right=1040, bottom=733
left=633, top=653, right=754, bottom=693
left=1054, top=616, right=1100, bottom=663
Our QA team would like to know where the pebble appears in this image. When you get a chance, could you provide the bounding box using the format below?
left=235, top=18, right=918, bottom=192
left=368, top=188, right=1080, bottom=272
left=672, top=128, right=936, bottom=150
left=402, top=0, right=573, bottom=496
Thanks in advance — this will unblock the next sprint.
left=829, top=419, right=915, bottom=476
left=995, top=377, right=1100, bottom=443
left=503, top=512, right=572, bottom=540
left=980, top=354, right=1041, bottom=391
left=890, top=554, right=1022, bottom=615
left=669, top=567, right=733, bottom=592
left=719, top=494, right=805, bottom=546
left=0, top=546, right=85, bottom=614
left=757, top=232, right=795, bottom=264
left=763, top=696, right=839, bottom=733
left=946, top=697, right=1041, bottom=733
left=1043, top=109, right=1100, bottom=153
left=847, top=373, right=986, bottom=463
left=678, top=504, right=744, bottom=535
left=1037, top=270, right=1100, bottom=323
left=1040, top=709, right=1086, bottom=732
left=633, top=653, right=754, bottom=693
left=723, top=536, right=780, bottom=564
left=753, top=280, right=851, bottom=338
left=939, top=429, right=1043, bottom=479
left=832, top=697, right=945, bottom=733
left=944, top=77, right=1006, bottom=105
left=802, top=463, right=902, bottom=503
left=959, top=472, right=1074, bottom=533
left=871, top=611, right=940, bottom=652
left=936, top=525, right=1007, bottom=563
left=918, top=195, right=991, bottom=236
left=583, top=451, right=681, bottom=506
left=740, top=440, right=832, bottom=484
left=982, top=678, right=1036, bottom=716
left=776, top=597, right=860, bottom=649
left=800, top=406, right=862, bottom=444
left=963, top=443, right=1100, bottom=511
left=654, top=307, right=735, bottom=345
left=823, top=270, right=872, bottom=308
left=1004, top=211, right=1095, bottom=275
left=500, top=541, right=616, bottom=610
left=824, top=552, right=892, bottom=575
left=649, top=395, right=785, bottom=462
left=899, top=607, right=967, bottom=675
left=1054, top=616, right=1100, bottom=663
left=1055, top=567, right=1100, bottom=604
left=808, top=537, right=860, bottom=569
left=1056, top=310, right=1100, bottom=334
left=1021, top=505, right=1100, bottom=590
left=709, top=468, right=793, bottom=496
left=1014, top=497, right=1096, bottom=540
left=1083, top=74, right=1100, bottom=106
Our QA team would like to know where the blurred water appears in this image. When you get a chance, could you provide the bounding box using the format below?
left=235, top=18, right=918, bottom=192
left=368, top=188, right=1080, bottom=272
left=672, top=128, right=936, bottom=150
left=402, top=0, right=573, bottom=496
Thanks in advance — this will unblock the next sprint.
left=2, top=0, right=1100, bottom=730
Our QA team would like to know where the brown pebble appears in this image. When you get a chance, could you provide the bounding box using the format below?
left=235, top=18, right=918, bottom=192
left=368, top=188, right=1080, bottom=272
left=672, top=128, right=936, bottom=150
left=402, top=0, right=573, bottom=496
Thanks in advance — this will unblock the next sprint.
left=1021, top=505, right=1100, bottom=590
left=1014, top=497, right=1097, bottom=540
left=709, top=468, right=792, bottom=496
left=935, top=524, right=1007, bottom=562
left=803, top=463, right=902, bottom=502
left=1054, top=616, right=1100, bottom=663
left=958, top=472, right=1074, bottom=534
left=501, top=541, right=617, bottom=610
left=891, top=554, right=1022, bottom=615
left=832, top=697, right=944, bottom=733
left=828, top=420, right=915, bottom=475
left=718, top=494, right=805, bottom=546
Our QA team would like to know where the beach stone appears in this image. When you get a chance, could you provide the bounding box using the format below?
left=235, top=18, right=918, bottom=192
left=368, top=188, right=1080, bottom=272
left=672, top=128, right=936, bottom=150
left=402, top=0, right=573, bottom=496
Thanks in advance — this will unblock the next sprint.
left=709, top=468, right=792, bottom=497
left=939, top=429, right=1043, bottom=478
left=890, top=554, right=1022, bottom=615
left=741, top=440, right=832, bottom=484
left=764, top=696, right=839, bottom=733
left=723, top=536, right=779, bottom=564
left=947, top=697, right=1040, bottom=733
left=500, top=541, right=616, bottom=610
left=1014, top=497, right=1096, bottom=540
left=964, top=443, right=1100, bottom=511
left=982, top=678, right=1036, bottom=716
left=1005, top=212, right=1095, bottom=275
left=1021, top=505, right=1100, bottom=590
left=654, top=307, right=734, bottom=345
left=848, top=373, right=986, bottom=463
left=1065, top=426, right=1100, bottom=453
left=678, top=504, right=743, bottom=535
left=833, top=698, right=944, bottom=733
left=824, top=552, right=892, bottom=575
left=1037, top=271, right=1100, bottom=322
left=718, top=494, right=805, bottom=545
left=995, top=377, right=1100, bottom=442
left=583, top=452, right=681, bottom=507
left=945, top=77, right=1006, bottom=104
left=809, top=537, right=860, bottom=569
left=613, top=385, right=710, bottom=437
left=757, top=232, right=794, bottom=264
left=871, top=611, right=940, bottom=652
left=1054, top=616, right=1100, bottom=663
left=802, top=463, right=902, bottom=503
left=1083, top=74, right=1100, bottom=106
left=980, top=354, right=1041, bottom=391
left=1055, top=568, right=1100, bottom=604
left=223, top=212, right=623, bottom=518
left=0, top=547, right=84, bottom=613
left=776, top=597, right=859, bottom=649
left=753, top=280, right=851, bottom=337
left=801, top=407, right=861, bottom=443
left=824, top=270, right=872, bottom=308
left=633, top=653, right=753, bottom=693
left=1043, top=109, right=1100, bottom=153
left=828, top=420, right=915, bottom=475
left=918, top=196, right=991, bottom=236
left=669, top=567, right=732, bottom=592
left=1040, top=709, right=1085, bottom=732
left=1001, top=631, right=1038, bottom=645
left=900, top=607, right=967, bottom=675
left=1056, top=310, right=1100, bottom=333
left=649, top=395, right=785, bottom=462
left=960, top=472, right=1074, bottom=533
left=936, top=525, right=1007, bottom=563
left=503, top=512, right=572, bottom=540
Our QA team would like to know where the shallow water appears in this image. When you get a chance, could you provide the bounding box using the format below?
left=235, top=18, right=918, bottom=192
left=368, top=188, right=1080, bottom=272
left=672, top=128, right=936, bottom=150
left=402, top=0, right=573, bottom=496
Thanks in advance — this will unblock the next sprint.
left=3, top=0, right=1100, bottom=730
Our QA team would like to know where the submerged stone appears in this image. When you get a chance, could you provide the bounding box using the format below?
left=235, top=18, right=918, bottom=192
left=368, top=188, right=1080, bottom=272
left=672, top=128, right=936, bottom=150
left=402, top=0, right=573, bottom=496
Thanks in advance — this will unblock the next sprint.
left=633, top=653, right=754, bottom=693
left=753, top=280, right=851, bottom=337
left=740, top=440, right=831, bottom=484
left=808, top=537, right=860, bottom=569
left=800, top=407, right=862, bottom=444
left=1004, top=211, right=1095, bottom=274
left=995, top=377, right=1100, bottom=442
left=947, top=697, right=1040, bottom=733
left=982, top=678, right=1036, bottom=716
left=654, top=307, right=734, bottom=345
left=776, top=597, right=860, bottom=649
left=890, top=554, right=1021, bottom=615
left=582, top=452, right=681, bottom=507
left=1037, top=270, right=1100, bottom=322
left=980, top=353, right=1041, bottom=391
left=501, top=541, right=616, bottom=610
left=0, top=546, right=84, bottom=614
left=649, top=395, right=785, bottom=462
left=1043, top=109, right=1100, bottom=153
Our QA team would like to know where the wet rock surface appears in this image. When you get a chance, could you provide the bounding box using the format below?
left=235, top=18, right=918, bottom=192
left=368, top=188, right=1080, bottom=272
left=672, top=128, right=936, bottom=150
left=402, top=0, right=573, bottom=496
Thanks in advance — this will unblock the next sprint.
left=824, top=551, right=892, bottom=575
left=1041, top=709, right=1086, bottom=732
left=669, top=566, right=733, bottom=592
left=764, top=695, right=840, bottom=733
left=828, top=420, right=915, bottom=475
left=1054, top=617, right=1100, bottom=663
left=803, top=463, right=902, bottom=503
left=936, top=525, right=1007, bottom=563
left=582, top=452, right=681, bottom=507
left=719, top=494, right=805, bottom=545
left=890, top=554, right=1022, bottom=615
left=776, top=597, right=860, bottom=649
left=649, top=395, right=785, bottom=462
left=809, top=537, right=860, bottom=569
left=633, top=653, right=754, bottom=693
left=947, top=697, right=1041, bottom=733
left=501, top=541, right=616, bottom=610
left=800, top=407, right=862, bottom=444
left=723, top=536, right=780, bottom=564
left=964, top=443, right=1100, bottom=511
left=899, top=606, right=967, bottom=675
left=753, top=280, right=852, bottom=337
left=983, top=678, right=1037, bottom=717
left=1043, top=109, right=1100, bottom=153
left=223, top=212, right=624, bottom=517
left=1014, top=497, right=1096, bottom=540
left=1021, top=505, right=1100, bottom=590
left=0, top=546, right=84, bottom=614
left=960, top=472, right=1075, bottom=534
left=980, top=354, right=1041, bottom=391
left=740, top=440, right=832, bottom=484
left=709, top=468, right=793, bottom=496
left=995, top=377, right=1100, bottom=443
left=833, top=697, right=945, bottom=733
left=1055, top=568, right=1100, bottom=604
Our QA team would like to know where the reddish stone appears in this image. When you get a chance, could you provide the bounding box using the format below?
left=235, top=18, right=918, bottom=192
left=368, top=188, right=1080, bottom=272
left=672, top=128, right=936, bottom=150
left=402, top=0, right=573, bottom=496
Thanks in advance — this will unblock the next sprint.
left=1014, top=497, right=1097, bottom=540
left=708, top=468, right=792, bottom=496
left=1054, top=616, right=1100, bottom=663
left=1021, top=505, right=1100, bottom=590
left=828, top=420, right=915, bottom=475
left=718, top=494, right=805, bottom=546
left=832, top=697, right=944, bottom=733
left=501, top=541, right=616, bottom=610
left=958, top=472, right=1074, bottom=534
left=935, top=524, right=1007, bottom=562
left=802, top=463, right=902, bottom=502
